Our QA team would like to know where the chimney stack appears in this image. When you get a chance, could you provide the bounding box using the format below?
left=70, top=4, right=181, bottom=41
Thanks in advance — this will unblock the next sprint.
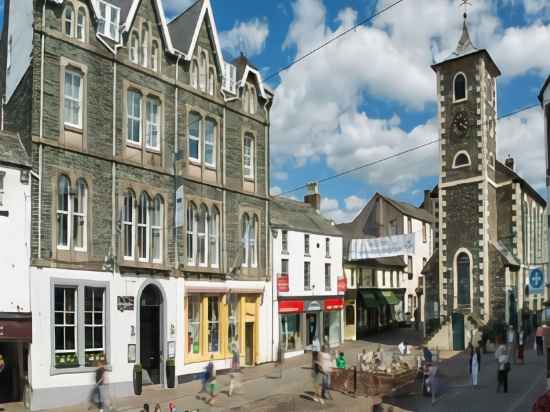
left=304, top=181, right=320, bottom=211
left=505, top=155, right=514, bottom=170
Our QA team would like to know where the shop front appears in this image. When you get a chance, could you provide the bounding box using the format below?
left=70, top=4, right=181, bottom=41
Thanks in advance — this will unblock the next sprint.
left=344, top=290, right=357, bottom=341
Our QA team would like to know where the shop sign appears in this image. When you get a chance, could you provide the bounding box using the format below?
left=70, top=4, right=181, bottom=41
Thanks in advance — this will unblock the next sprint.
left=117, top=296, right=135, bottom=311
left=337, top=277, right=347, bottom=293
left=305, top=300, right=322, bottom=312
left=277, top=275, right=289, bottom=293
left=324, top=298, right=344, bottom=311
left=0, top=319, right=32, bottom=342
left=279, top=300, right=304, bottom=313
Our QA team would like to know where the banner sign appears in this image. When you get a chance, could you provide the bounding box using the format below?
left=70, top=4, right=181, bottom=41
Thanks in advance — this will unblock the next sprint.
left=348, top=233, right=415, bottom=260
left=277, top=275, right=289, bottom=293
left=529, top=267, right=545, bottom=294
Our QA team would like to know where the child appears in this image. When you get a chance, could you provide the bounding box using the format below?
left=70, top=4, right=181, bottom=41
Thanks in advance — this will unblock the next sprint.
left=336, top=352, right=346, bottom=369
left=206, top=356, right=218, bottom=405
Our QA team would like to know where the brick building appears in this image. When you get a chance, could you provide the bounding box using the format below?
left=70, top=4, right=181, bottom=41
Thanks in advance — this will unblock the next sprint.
left=422, top=14, right=547, bottom=350
left=0, top=0, right=273, bottom=409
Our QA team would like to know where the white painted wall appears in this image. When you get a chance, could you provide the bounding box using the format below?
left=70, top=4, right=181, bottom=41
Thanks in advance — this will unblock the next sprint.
left=5, top=0, right=33, bottom=101
left=0, top=164, right=31, bottom=313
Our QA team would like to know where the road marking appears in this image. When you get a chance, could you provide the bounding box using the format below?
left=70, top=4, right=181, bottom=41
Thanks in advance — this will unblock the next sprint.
left=507, top=370, right=545, bottom=412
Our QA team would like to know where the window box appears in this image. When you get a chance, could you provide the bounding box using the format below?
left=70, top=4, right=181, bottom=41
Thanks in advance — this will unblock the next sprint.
left=85, top=350, right=106, bottom=367
left=55, top=353, right=80, bottom=369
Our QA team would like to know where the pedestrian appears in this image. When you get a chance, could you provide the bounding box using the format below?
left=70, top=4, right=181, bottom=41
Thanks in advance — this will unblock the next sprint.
left=426, top=363, right=439, bottom=405
left=228, top=373, right=241, bottom=397
left=311, top=354, right=324, bottom=404
left=206, top=355, right=219, bottom=405
left=517, top=327, right=525, bottom=365
left=336, top=352, right=346, bottom=369
left=495, top=343, right=510, bottom=393
left=422, top=346, right=433, bottom=363
left=507, top=325, right=517, bottom=364
left=536, top=325, right=544, bottom=356
left=319, top=345, right=332, bottom=400
left=154, top=403, right=161, bottom=412
left=359, top=348, right=369, bottom=372
left=231, top=336, right=240, bottom=372
left=469, top=344, right=481, bottom=388
left=275, top=344, right=285, bottom=378
left=89, top=360, right=106, bottom=411
left=312, top=336, right=320, bottom=369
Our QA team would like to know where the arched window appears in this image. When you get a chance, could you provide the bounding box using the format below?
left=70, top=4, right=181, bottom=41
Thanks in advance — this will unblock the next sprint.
left=57, top=175, right=71, bottom=248
left=243, top=88, right=249, bottom=112
left=191, top=60, right=199, bottom=89
left=452, top=151, right=471, bottom=168
left=454, top=72, right=467, bottom=102
left=151, top=195, right=163, bottom=262
left=123, top=191, right=135, bottom=259
left=73, top=178, right=87, bottom=250
left=205, top=118, right=216, bottom=167
left=64, top=5, right=74, bottom=37
left=243, top=134, right=254, bottom=179
left=188, top=112, right=201, bottom=162
left=250, top=215, right=258, bottom=267
left=456, top=252, right=471, bottom=305
left=141, top=26, right=149, bottom=67
left=241, top=213, right=250, bottom=267
left=187, top=202, right=197, bottom=265
left=199, top=52, right=207, bottom=91
left=198, top=204, right=208, bottom=266
left=137, top=192, right=149, bottom=260
left=151, top=40, right=159, bottom=72
left=208, top=207, right=219, bottom=267
left=130, top=32, right=139, bottom=64
left=249, top=86, right=256, bottom=114
left=76, top=8, right=86, bottom=41
left=208, top=67, right=215, bottom=96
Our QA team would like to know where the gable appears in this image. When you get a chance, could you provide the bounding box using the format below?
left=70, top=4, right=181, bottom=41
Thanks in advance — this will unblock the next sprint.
left=125, top=0, right=164, bottom=47
left=191, top=15, right=223, bottom=72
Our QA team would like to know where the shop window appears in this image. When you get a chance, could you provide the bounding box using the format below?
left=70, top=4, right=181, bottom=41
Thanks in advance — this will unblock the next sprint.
left=227, top=294, right=239, bottom=353
left=84, top=287, right=105, bottom=367
left=54, top=286, right=78, bottom=367
left=207, top=296, right=220, bottom=353
left=280, top=314, right=302, bottom=352
left=187, top=295, right=201, bottom=354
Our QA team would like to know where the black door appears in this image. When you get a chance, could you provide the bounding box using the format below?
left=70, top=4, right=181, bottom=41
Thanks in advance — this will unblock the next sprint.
left=306, top=313, right=317, bottom=346
left=140, top=285, right=162, bottom=385
left=452, top=312, right=465, bottom=351
left=0, top=342, right=19, bottom=403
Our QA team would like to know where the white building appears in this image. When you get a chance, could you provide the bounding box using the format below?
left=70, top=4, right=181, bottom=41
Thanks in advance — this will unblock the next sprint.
left=271, top=185, right=345, bottom=358
left=539, top=76, right=550, bottom=312
left=0, top=131, right=32, bottom=404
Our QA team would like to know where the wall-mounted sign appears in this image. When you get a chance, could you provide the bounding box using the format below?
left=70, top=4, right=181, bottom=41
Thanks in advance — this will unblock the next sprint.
left=337, top=277, right=347, bottom=293
left=168, top=341, right=176, bottom=359
left=305, top=300, right=322, bottom=312
left=277, top=275, right=289, bottom=293
left=0, top=319, right=32, bottom=342
left=529, top=267, right=545, bottom=294
left=117, top=296, right=135, bottom=312
left=128, top=344, right=136, bottom=363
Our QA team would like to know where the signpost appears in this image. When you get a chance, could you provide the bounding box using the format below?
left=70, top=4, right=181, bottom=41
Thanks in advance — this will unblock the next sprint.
left=529, top=267, right=545, bottom=295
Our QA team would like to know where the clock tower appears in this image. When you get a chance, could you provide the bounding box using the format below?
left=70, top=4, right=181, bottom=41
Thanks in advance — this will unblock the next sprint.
left=431, top=13, right=501, bottom=322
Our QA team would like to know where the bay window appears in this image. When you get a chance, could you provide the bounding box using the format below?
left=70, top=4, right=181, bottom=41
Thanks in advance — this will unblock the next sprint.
left=127, top=90, right=142, bottom=144
left=205, top=118, right=216, bottom=167
left=146, top=97, right=160, bottom=150
left=123, top=191, right=135, bottom=259
left=243, top=134, right=254, bottom=179
left=137, top=192, right=149, bottom=261
left=64, top=70, right=82, bottom=128
left=188, top=112, right=201, bottom=162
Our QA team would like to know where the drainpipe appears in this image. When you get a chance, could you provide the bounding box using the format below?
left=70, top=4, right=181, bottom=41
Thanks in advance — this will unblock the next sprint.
left=174, top=53, right=182, bottom=271
left=37, top=0, right=46, bottom=260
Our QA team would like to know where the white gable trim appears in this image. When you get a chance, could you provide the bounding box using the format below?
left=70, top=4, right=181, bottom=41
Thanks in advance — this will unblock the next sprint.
left=239, top=66, right=267, bottom=100
left=122, top=0, right=178, bottom=55
left=183, top=0, right=224, bottom=70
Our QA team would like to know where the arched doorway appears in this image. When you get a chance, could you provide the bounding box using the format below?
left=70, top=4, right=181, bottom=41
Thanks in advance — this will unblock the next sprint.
left=139, top=283, right=164, bottom=385
left=456, top=252, right=471, bottom=306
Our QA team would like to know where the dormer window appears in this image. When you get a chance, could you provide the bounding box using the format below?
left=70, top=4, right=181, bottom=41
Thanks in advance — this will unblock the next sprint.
left=191, top=60, right=199, bottom=89
left=64, top=5, right=75, bottom=37
left=199, top=53, right=207, bottom=92
left=151, top=41, right=159, bottom=72
left=141, top=26, right=149, bottom=68
left=130, top=32, right=139, bottom=64
left=453, top=72, right=467, bottom=102
left=97, top=0, right=120, bottom=42
left=452, top=151, right=471, bottom=169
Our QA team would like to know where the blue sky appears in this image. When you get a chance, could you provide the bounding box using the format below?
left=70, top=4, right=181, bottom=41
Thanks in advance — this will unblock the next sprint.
left=3, top=0, right=549, bottom=223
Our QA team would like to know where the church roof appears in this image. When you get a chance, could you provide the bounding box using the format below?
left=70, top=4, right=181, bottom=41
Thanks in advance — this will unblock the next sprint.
left=0, top=131, right=31, bottom=168
left=490, top=240, right=521, bottom=270
left=496, top=160, right=546, bottom=206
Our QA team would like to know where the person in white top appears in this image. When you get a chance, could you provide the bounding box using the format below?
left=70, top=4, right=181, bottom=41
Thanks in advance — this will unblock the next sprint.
left=495, top=343, right=510, bottom=393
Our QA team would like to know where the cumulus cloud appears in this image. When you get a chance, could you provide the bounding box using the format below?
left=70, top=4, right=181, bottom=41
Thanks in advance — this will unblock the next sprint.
left=220, top=18, right=269, bottom=58
left=321, top=195, right=368, bottom=223
left=270, top=0, right=550, bottom=196
left=270, top=186, right=283, bottom=196
left=163, top=0, right=195, bottom=19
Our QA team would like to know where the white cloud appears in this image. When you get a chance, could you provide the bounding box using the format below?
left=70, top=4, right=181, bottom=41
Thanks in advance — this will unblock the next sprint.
left=344, top=195, right=366, bottom=211
left=219, top=18, right=269, bottom=58
left=320, top=195, right=368, bottom=223
left=270, top=186, right=283, bottom=196
left=163, top=0, right=195, bottom=19
left=273, top=171, right=289, bottom=181
left=271, top=0, right=550, bottom=196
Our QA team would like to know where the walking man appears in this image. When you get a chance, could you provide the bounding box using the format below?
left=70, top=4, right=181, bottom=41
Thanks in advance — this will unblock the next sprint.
left=507, top=325, right=517, bottom=364
left=536, top=325, right=544, bottom=356
left=495, top=343, right=510, bottom=393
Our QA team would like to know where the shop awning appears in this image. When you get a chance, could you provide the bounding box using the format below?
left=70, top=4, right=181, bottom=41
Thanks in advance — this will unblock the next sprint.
left=279, top=300, right=304, bottom=313
left=324, top=298, right=344, bottom=311
left=380, top=290, right=401, bottom=305
left=185, top=280, right=266, bottom=294
left=358, top=290, right=380, bottom=308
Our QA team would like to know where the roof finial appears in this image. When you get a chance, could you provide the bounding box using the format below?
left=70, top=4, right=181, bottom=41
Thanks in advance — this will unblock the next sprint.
left=461, top=0, right=471, bottom=19
left=454, top=0, right=476, bottom=56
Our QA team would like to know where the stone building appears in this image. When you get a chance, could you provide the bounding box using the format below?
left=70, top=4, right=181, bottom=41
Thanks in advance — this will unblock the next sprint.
left=0, top=0, right=273, bottom=409
left=337, top=193, right=434, bottom=340
left=423, top=14, right=547, bottom=350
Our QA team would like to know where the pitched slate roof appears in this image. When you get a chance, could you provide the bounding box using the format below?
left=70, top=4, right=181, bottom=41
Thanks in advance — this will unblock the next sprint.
left=495, top=160, right=546, bottom=206
left=383, top=196, right=434, bottom=224
left=0, top=131, right=31, bottom=168
left=270, top=197, right=341, bottom=237
left=421, top=250, right=438, bottom=274
left=490, top=240, right=521, bottom=269
left=167, top=0, right=203, bottom=55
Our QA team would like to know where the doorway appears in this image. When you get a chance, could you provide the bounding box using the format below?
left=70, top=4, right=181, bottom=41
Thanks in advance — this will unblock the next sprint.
left=139, top=284, right=163, bottom=385
left=244, top=322, right=254, bottom=366
left=0, top=342, right=27, bottom=404
left=306, top=313, right=319, bottom=346
left=452, top=312, right=465, bottom=351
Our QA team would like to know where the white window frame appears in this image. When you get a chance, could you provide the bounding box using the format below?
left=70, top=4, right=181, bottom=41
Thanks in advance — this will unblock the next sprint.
left=97, top=0, right=120, bottom=42
left=141, top=25, right=149, bottom=68
left=72, top=178, right=87, bottom=252
left=204, top=118, right=216, bottom=167
left=241, top=214, right=250, bottom=267
left=64, top=69, right=83, bottom=129
left=188, top=113, right=201, bottom=163
left=453, top=72, right=468, bottom=103
left=130, top=32, right=140, bottom=64
left=84, top=287, right=105, bottom=355
left=127, top=90, right=142, bottom=145
left=208, top=67, right=215, bottom=96
left=198, top=205, right=208, bottom=267
left=208, top=207, right=219, bottom=268
left=452, top=150, right=471, bottom=169
left=191, top=60, right=199, bottom=89
left=243, top=135, right=254, bottom=179
left=123, top=191, right=135, bottom=260
left=250, top=215, right=257, bottom=268
left=151, top=40, right=159, bottom=72
left=249, top=86, right=256, bottom=114
left=137, top=193, right=150, bottom=262
left=151, top=196, right=163, bottom=264
left=199, top=52, right=207, bottom=92
left=146, top=97, right=161, bottom=151
left=54, top=287, right=78, bottom=355
left=64, top=5, right=75, bottom=37
left=76, top=7, right=86, bottom=42
left=57, top=175, right=71, bottom=250
left=186, top=202, right=197, bottom=266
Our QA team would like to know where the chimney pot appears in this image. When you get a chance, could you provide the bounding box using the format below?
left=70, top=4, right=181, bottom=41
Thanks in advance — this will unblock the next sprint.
left=505, top=156, right=514, bottom=170
left=304, top=182, right=320, bottom=211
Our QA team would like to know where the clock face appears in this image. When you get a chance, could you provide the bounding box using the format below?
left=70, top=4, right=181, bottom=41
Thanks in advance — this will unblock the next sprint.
left=452, top=111, right=469, bottom=136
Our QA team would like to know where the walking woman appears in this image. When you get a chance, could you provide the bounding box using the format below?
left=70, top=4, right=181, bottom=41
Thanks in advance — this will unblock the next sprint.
left=469, top=344, right=481, bottom=387
left=536, top=325, right=544, bottom=356
left=495, top=343, right=510, bottom=393
left=517, top=328, right=525, bottom=365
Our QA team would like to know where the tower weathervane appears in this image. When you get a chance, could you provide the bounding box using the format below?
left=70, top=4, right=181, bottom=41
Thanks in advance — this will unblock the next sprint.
left=460, top=0, right=472, bottom=19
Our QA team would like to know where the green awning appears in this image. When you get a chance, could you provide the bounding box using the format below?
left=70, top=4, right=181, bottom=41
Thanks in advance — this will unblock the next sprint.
left=381, top=290, right=401, bottom=305
left=358, top=290, right=380, bottom=308
left=373, top=290, right=387, bottom=305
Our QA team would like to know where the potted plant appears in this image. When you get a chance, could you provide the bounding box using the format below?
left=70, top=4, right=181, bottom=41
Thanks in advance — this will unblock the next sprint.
left=133, top=364, right=142, bottom=395
left=166, top=359, right=176, bottom=389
